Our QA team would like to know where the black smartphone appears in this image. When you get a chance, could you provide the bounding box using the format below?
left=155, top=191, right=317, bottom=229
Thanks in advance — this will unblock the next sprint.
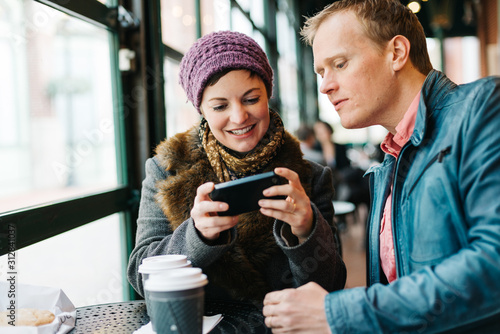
left=209, top=171, right=286, bottom=216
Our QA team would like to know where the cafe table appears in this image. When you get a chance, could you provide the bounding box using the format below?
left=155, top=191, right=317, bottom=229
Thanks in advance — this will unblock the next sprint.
left=69, top=298, right=272, bottom=333
left=333, top=200, right=356, bottom=230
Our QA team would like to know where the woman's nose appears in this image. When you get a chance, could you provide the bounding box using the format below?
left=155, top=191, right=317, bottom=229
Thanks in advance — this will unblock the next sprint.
left=230, top=104, right=249, bottom=124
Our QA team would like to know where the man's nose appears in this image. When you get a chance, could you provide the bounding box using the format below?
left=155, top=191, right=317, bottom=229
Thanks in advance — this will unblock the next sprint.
left=319, top=71, right=338, bottom=95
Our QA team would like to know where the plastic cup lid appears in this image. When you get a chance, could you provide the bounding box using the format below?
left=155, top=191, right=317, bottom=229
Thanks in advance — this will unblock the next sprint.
left=145, top=268, right=208, bottom=291
left=138, top=261, right=191, bottom=274
left=142, top=254, right=187, bottom=264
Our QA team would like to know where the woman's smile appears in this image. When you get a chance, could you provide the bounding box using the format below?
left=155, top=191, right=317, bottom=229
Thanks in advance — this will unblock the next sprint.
left=227, top=124, right=255, bottom=136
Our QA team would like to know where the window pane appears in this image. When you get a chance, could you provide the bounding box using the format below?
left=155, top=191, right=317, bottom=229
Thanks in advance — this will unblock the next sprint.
left=201, top=0, right=231, bottom=34
left=0, top=1, right=119, bottom=213
left=444, top=36, right=480, bottom=84
left=0, top=214, right=125, bottom=307
left=427, top=38, right=443, bottom=71
left=276, top=11, right=299, bottom=130
left=161, top=0, right=197, bottom=53
left=231, top=6, right=253, bottom=35
left=164, top=59, right=200, bottom=137
left=235, top=0, right=264, bottom=29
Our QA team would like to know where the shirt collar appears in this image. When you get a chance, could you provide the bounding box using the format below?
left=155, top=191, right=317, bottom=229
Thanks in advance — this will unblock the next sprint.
left=381, top=91, right=421, bottom=158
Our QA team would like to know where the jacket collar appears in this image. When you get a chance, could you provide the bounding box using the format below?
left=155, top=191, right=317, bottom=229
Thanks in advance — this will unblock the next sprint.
left=411, top=70, right=457, bottom=146
left=367, top=70, right=456, bottom=175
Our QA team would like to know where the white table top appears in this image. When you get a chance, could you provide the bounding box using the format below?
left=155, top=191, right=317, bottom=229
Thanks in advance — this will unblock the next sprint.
left=333, top=201, right=356, bottom=215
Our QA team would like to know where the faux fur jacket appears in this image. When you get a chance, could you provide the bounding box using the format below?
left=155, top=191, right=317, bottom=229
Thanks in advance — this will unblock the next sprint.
left=127, top=126, right=346, bottom=303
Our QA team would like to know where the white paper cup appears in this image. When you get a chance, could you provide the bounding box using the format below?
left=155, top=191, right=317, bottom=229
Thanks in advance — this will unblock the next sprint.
left=145, top=268, right=208, bottom=334
left=139, top=255, right=191, bottom=322
left=139, top=255, right=191, bottom=287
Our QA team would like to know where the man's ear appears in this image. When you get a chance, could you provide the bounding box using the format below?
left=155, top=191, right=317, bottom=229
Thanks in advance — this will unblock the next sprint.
left=389, top=35, right=411, bottom=71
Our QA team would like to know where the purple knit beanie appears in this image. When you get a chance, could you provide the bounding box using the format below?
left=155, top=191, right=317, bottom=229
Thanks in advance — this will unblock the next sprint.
left=179, top=30, right=273, bottom=114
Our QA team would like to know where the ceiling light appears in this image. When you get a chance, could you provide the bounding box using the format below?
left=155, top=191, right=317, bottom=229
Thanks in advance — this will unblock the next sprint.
left=408, top=1, right=421, bottom=13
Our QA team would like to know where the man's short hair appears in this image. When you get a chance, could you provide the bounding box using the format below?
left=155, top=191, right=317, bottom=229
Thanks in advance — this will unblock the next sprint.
left=300, top=0, right=433, bottom=75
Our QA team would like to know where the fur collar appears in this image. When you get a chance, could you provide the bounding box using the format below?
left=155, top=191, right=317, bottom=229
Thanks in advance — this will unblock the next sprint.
left=154, top=126, right=311, bottom=301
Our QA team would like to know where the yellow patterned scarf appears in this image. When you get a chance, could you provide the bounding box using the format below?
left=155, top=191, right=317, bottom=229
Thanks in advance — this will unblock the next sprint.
left=199, top=109, right=285, bottom=182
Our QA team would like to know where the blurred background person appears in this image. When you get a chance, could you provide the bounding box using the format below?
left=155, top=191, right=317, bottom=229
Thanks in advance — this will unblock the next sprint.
left=296, top=124, right=325, bottom=165
left=314, top=120, right=370, bottom=228
left=313, top=120, right=351, bottom=173
left=313, top=120, right=353, bottom=201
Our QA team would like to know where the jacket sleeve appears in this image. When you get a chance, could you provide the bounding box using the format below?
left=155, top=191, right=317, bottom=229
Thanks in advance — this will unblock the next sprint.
left=324, top=78, right=500, bottom=333
left=127, top=157, right=236, bottom=297
left=274, top=162, right=346, bottom=292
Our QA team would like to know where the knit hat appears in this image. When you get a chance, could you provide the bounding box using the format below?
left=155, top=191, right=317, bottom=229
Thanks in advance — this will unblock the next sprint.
left=179, top=30, right=273, bottom=114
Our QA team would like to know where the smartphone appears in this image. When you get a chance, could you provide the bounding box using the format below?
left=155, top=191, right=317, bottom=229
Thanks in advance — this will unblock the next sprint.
left=209, top=171, right=286, bottom=216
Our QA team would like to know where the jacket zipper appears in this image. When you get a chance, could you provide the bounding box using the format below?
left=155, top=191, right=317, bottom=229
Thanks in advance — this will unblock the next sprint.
left=407, top=146, right=452, bottom=196
left=437, top=146, right=451, bottom=162
left=392, top=145, right=451, bottom=278
left=366, top=160, right=394, bottom=284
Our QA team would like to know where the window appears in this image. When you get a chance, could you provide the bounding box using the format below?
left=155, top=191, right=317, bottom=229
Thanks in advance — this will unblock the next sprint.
left=0, top=1, right=119, bottom=213
left=201, top=0, right=231, bottom=34
left=231, top=4, right=253, bottom=36
left=0, top=215, right=124, bottom=307
left=164, top=59, right=200, bottom=137
left=161, top=0, right=197, bottom=54
left=235, top=0, right=264, bottom=29
left=0, top=0, right=133, bottom=305
left=276, top=10, right=300, bottom=130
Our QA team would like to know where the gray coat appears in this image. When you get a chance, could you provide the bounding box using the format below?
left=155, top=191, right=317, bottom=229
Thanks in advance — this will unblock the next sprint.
left=127, top=127, right=346, bottom=302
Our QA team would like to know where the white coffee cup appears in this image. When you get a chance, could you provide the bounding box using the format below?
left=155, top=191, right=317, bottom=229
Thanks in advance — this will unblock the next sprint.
left=139, top=255, right=191, bottom=287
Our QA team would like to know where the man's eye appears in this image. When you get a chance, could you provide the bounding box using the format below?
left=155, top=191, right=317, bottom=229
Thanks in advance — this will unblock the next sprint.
left=336, top=62, right=346, bottom=69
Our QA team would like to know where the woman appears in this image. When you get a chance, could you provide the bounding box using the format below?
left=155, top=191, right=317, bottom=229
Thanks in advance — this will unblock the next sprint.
left=127, top=31, right=346, bottom=304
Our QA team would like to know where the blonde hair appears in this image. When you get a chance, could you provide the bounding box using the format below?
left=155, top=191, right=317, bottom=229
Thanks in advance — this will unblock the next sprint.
left=300, top=0, right=433, bottom=75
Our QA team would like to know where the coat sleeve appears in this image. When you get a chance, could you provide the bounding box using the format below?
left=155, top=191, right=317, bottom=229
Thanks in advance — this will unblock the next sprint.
left=274, top=162, right=346, bottom=292
left=127, top=157, right=236, bottom=297
left=324, top=78, right=500, bottom=333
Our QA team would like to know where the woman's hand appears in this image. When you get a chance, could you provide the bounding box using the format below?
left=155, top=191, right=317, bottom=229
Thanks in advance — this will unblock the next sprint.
left=258, top=167, right=314, bottom=243
left=190, top=182, right=239, bottom=241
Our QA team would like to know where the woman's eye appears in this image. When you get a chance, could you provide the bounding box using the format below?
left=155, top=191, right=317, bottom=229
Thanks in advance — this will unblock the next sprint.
left=245, top=97, right=260, bottom=105
left=212, top=104, right=227, bottom=111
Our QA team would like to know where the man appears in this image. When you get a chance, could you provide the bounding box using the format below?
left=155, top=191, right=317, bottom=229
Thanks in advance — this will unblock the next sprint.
left=263, top=0, right=500, bottom=333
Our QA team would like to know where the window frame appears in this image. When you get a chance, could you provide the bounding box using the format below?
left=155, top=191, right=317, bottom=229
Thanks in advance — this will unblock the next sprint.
left=0, top=0, right=143, bottom=300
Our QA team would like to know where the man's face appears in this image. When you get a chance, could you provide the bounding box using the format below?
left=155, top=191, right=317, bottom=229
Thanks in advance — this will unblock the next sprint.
left=313, top=11, right=397, bottom=130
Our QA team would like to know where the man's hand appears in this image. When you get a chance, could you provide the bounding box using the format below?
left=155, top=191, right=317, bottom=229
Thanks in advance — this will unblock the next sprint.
left=263, top=282, right=331, bottom=333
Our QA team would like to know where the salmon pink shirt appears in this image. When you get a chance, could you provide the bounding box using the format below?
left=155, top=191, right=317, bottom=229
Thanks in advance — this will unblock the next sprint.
left=379, top=91, right=421, bottom=282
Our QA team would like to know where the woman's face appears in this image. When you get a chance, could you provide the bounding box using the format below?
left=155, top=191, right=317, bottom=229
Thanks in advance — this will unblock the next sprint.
left=200, top=70, right=270, bottom=153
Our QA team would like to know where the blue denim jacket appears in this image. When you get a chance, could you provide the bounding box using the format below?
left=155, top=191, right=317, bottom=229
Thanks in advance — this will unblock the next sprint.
left=325, top=70, right=500, bottom=333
